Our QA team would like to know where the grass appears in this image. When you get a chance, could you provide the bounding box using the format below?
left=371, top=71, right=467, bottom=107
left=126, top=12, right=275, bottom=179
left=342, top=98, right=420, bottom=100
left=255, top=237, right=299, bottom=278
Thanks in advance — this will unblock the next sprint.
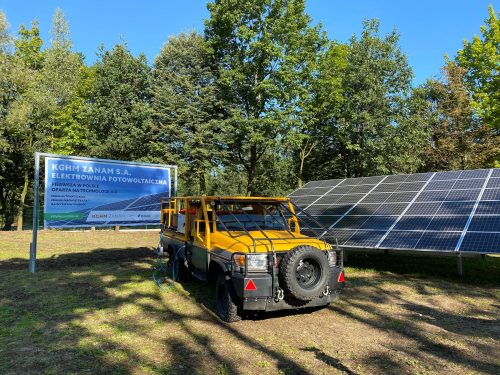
left=0, top=230, right=499, bottom=374
left=344, top=251, right=500, bottom=285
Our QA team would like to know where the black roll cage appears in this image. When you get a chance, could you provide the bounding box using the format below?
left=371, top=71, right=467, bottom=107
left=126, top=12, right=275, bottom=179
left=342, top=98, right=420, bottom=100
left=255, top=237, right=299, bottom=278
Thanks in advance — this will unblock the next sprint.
left=214, top=198, right=339, bottom=253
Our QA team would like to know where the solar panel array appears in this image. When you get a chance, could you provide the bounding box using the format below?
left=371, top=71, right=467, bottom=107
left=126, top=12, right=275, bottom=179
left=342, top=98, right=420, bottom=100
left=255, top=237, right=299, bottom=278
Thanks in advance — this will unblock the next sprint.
left=290, top=169, right=500, bottom=254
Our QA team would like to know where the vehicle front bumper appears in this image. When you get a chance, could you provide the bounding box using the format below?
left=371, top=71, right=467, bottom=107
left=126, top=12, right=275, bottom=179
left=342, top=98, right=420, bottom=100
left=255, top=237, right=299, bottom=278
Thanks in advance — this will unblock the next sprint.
left=231, top=266, right=345, bottom=312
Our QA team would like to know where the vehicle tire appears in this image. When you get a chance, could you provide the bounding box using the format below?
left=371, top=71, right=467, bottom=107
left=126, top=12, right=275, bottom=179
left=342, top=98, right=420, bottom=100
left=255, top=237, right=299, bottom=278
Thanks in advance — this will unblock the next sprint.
left=279, top=245, right=330, bottom=301
left=215, top=273, right=242, bottom=322
left=167, top=246, right=188, bottom=281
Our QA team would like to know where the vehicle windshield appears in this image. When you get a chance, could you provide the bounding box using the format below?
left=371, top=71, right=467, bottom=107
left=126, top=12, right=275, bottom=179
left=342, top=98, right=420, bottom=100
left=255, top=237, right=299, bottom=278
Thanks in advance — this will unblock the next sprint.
left=215, top=201, right=289, bottom=231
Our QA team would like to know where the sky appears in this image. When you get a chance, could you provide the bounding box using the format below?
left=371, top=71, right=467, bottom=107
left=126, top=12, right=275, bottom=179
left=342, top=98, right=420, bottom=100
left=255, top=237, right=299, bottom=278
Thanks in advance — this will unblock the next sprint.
left=1, top=0, right=498, bottom=85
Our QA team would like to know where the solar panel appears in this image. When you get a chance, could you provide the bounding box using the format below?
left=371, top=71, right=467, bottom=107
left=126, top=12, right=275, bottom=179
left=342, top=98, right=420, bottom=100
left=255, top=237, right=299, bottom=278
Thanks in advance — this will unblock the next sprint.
left=482, top=189, right=500, bottom=200
left=360, top=216, right=398, bottom=230
left=416, top=231, right=460, bottom=251
left=290, top=168, right=500, bottom=254
left=486, top=178, right=500, bottom=188
left=380, top=230, right=422, bottom=249
left=393, top=216, right=432, bottom=231
left=345, top=230, right=386, bottom=247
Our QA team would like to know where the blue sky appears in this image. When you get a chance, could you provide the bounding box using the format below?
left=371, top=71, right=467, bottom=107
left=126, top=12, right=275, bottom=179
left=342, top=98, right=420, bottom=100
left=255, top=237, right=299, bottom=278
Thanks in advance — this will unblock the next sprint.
left=1, top=1, right=498, bottom=84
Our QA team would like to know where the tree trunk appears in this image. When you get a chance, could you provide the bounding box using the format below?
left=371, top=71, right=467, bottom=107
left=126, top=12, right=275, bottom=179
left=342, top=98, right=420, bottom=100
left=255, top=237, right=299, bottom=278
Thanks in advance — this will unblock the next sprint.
left=297, top=149, right=306, bottom=188
left=16, top=170, right=29, bottom=231
left=2, top=201, right=15, bottom=231
left=199, top=172, right=206, bottom=195
left=246, top=144, right=258, bottom=196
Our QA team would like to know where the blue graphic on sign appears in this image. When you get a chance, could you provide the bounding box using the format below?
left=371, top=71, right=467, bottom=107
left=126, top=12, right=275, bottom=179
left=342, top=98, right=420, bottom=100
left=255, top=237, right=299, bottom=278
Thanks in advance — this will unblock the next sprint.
left=44, top=157, right=171, bottom=228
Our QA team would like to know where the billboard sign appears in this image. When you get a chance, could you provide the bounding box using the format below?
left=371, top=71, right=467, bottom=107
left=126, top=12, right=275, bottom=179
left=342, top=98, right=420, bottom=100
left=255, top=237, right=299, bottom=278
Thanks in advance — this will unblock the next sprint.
left=44, top=156, right=172, bottom=228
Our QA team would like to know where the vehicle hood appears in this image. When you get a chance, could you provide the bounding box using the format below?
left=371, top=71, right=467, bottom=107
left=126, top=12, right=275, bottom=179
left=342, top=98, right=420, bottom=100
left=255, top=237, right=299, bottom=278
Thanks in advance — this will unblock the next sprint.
left=210, top=230, right=331, bottom=253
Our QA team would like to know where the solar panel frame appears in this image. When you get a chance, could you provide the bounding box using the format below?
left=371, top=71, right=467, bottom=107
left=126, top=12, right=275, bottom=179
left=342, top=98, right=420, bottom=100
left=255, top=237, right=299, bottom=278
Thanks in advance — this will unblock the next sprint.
left=393, top=216, right=433, bottom=231
left=426, top=216, right=470, bottom=232
left=379, top=230, right=423, bottom=249
left=486, top=178, right=500, bottom=188
left=454, top=169, right=494, bottom=251
left=385, top=192, right=418, bottom=203
left=481, top=189, right=500, bottom=201
left=360, top=215, right=398, bottom=230
left=415, top=231, right=461, bottom=251
left=375, top=172, right=437, bottom=247
left=300, top=179, right=346, bottom=211
left=475, top=201, right=500, bottom=215
left=324, top=175, right=390, bottom=231
left=344, top=230, right=386, bottom=247
left=460, top=232, right=500, bottom=253
left=434, top=171, right=462, bottom=180
left=468, top=215, right=500, bottom=232
left=290, top=168, right=500, bottom=254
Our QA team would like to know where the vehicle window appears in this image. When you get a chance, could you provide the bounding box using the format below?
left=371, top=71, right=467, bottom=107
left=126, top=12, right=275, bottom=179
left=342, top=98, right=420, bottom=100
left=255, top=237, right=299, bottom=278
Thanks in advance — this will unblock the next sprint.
left=215, top=202, right=288, bottom=231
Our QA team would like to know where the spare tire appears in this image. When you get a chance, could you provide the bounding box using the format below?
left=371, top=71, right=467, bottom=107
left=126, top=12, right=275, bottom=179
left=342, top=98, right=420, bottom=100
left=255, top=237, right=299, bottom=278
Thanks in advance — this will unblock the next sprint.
left=279, top=246, right=330, bottom=301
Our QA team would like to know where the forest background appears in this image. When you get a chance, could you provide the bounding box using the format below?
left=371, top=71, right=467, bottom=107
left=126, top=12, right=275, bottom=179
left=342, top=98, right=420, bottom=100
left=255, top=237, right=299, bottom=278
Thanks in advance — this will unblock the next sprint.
left=0, top=0, right=498, bottom=230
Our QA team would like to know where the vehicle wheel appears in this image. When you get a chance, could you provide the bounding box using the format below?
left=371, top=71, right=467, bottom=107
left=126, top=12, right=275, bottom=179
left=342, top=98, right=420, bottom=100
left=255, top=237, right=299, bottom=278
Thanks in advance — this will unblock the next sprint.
left=215, top=273, right=242, bottom=322
left=167, top=246, right=187, bottom=281
left=279, top=245, right=330, bottom=301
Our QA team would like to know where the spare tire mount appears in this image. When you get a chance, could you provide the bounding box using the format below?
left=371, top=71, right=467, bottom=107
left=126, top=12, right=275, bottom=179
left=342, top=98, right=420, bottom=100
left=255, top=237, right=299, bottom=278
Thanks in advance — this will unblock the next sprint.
left=279, top=245, right=330, bottom=301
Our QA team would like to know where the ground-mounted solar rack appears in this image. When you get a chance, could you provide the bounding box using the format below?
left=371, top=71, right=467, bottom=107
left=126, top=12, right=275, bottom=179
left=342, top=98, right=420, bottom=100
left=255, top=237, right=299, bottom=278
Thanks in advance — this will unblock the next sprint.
left=289, top=169, right=500, bottom=275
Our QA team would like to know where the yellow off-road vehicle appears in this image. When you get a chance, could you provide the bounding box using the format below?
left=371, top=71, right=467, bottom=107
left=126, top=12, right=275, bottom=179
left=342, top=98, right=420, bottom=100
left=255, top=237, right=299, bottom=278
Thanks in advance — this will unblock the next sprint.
left=158, top=196, right=345, bottom=322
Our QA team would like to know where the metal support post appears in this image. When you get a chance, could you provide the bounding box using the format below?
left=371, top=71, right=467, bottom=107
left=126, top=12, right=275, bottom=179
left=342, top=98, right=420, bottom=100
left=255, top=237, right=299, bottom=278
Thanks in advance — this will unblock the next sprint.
left=457, top=253, right=463, bottom=277
left=29, top=152, right=40, bottom=273
left=174, top=167, right=178, bottom=196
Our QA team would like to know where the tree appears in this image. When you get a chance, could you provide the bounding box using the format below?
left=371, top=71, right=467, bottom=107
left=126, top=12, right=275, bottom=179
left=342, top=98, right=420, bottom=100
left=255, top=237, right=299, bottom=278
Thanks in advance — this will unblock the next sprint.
left=0, top=10, right=17, bottom=229
left=335, top=19, right=419, bottom=177
left=205, top=0, right=326, bottom=195
left=150, top=32, right=221, bottom=194
left=287, top=41, right=347, bottom=187
left=14, top=20, right=44, bottom=70
left=457, top=5, right=499, bottom=130
left=42, top=8, right=89, bottom=155
left=423, top=61, right=498, bottom=170
left=0, top=15, right=48, bottom=230
left=8, top=9, right=87, bottom=230
left=0, top=10, right=9, bottom=52
left=387, top=86, right=431, bottom=173
left=5, top=18, right=46, bottom=230
left=89, top=43, right=152, bottom=161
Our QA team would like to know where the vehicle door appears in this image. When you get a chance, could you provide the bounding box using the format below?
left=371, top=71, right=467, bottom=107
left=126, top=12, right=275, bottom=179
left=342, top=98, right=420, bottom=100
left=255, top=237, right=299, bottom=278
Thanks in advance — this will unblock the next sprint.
left=187, top=202, right=208, bottom=272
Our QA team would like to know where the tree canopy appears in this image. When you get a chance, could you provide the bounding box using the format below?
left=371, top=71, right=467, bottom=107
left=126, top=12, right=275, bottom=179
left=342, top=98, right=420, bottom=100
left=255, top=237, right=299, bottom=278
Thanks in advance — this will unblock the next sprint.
left=0, top=2, right=498, bottom=229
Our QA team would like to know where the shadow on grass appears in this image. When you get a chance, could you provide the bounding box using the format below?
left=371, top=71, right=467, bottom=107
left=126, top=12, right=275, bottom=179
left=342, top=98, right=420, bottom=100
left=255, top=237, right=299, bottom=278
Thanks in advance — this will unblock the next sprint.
left=0, top=247, right=153, bottom=271
left=0, top=247, right=315, bottom=374
left=345, top=252, right=500, bottom=285
left=330, top=278, right=500, bottom=374
left=302, top=346, right=358, bottom=375
left=0, top=247, right=499, bottom=374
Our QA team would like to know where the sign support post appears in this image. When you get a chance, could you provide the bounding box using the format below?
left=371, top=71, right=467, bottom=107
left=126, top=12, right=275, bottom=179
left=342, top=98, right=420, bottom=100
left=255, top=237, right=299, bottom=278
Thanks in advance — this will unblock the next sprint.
left=29, top=152, right=40, bottom=274
left=174, top=166, right=178, bottom=196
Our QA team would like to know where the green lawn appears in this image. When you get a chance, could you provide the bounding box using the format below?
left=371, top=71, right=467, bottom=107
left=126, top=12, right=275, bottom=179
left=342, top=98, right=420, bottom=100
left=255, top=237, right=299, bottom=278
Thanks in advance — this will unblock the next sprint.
left=0, top=231, right=499, bottom=374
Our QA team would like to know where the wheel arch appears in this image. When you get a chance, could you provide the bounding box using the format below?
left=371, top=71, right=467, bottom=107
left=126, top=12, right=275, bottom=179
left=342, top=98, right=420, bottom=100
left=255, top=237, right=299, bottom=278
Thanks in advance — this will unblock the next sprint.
left=208, top=258, right=227, bottom=282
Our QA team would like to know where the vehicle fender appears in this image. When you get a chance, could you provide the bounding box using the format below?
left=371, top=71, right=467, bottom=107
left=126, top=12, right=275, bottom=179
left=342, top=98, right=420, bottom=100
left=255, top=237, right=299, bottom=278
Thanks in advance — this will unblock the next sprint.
left=209, top=257, right=229, bottom=274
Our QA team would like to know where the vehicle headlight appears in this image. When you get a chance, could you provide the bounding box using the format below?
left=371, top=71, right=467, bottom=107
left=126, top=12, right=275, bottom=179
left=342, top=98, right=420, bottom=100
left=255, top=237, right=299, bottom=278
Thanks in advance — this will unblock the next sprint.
left=234, top=253, right=268, bottom=272
left=327, top=250, right=337, bottom=267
